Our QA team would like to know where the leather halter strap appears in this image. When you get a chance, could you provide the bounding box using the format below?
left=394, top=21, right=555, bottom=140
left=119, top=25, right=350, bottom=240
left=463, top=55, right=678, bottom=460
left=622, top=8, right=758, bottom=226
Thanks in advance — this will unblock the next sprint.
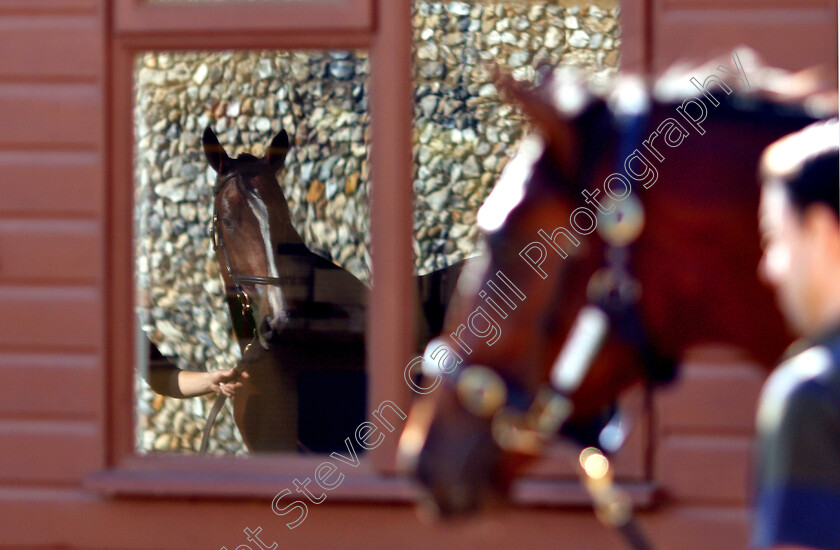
left=211, top=212, right=291, bottom=288
left=432, top=111, right=668, bottom=452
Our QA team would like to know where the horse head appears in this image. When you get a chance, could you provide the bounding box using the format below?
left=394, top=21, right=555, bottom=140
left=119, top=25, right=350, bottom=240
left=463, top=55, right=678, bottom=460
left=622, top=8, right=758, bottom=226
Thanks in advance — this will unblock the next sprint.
left=203, top=127, right=297, bottom=350
left=398, top=54, right=837, bottom=518
left=399, top=70, right=656, bottom=517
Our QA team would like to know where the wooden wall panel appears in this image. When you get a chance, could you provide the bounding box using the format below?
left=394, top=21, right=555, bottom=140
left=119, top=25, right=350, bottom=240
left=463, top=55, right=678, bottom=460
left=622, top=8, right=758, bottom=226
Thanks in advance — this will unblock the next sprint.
left=641, top=506, right=751, bottom=550
left=0, top=490, right=752, bottom=550
left=662, top=0, right=830, bottom=6
left=651, top=0, right=838, bottom=80
left=0, top=286, right=101, bottom=351
left=0, top=420, right=101, bottom=483
left=657, top=361, right=764, bottom=434
left=0, top=0, right=106, bottom=512
left=0, top=16, right=101, bottom=81
left=654, top=354, right=762, bottom=507
left=618, top=0, right=649, bottom=72
left=0, top=492, right=629, bottom=550
left=0, top=152, right=102, bottom=217
left=0, top=352, right=99, bottom=418
left=0, top=219, right=101, bottom=284
left=0, top=0, right=99, bottom=14
left=0, top=84, right=101, bottom=149
left=655, top=434, right=753, bottom=503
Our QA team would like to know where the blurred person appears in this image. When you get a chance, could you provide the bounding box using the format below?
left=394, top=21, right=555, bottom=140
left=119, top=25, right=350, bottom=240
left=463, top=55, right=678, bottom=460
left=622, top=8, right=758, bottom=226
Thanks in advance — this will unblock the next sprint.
left=754, top=118, right=840, bottom=549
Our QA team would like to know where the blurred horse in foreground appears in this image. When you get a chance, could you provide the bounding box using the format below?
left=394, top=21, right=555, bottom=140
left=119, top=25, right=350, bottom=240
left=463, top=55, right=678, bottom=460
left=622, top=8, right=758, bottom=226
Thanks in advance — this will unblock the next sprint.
left=397, top=51, right=837, bottom=527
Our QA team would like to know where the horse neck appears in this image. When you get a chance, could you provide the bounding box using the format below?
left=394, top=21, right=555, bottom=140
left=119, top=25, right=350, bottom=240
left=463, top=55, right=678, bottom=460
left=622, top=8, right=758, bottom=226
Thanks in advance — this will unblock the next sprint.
left=275, top=216, right=305, bottom=246
left=634, top=100, right=817, bottom=366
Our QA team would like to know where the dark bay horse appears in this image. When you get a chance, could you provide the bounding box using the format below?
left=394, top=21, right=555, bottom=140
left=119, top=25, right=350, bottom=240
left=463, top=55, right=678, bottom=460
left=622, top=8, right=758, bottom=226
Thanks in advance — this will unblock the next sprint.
left=200, top=127, right=461, bottom=453
left=397, top=54, right=837, bottom=518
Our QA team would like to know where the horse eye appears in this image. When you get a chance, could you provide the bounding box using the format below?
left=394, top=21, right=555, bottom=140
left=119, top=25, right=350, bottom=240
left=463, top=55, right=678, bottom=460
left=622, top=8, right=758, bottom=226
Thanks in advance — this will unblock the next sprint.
left=221, top=218, right=234, bottom=231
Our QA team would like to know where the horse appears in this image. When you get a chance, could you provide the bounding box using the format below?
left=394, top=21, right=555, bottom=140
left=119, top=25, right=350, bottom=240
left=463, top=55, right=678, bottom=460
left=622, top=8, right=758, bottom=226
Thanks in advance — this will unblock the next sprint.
left=200, top=127, right=462, bottom=453
left=396, top=53, right=838, bottom=522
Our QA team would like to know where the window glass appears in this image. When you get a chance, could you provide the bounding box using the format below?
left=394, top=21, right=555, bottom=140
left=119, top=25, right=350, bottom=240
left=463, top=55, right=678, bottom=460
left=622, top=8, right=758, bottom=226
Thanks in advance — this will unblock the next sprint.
left=134, top=50, right=371, bottom=455
left=411, top=1, right=620, bottom=274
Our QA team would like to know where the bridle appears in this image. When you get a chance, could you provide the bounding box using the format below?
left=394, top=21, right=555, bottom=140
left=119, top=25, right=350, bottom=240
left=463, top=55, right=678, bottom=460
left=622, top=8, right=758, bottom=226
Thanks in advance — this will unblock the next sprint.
left=199, top=172, right=289, bottom=454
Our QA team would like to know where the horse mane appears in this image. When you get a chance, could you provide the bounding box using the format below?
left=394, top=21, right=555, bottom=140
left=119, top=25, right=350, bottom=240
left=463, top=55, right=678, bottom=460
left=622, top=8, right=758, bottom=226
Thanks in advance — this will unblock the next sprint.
left=525, top=48, right=837, bottom=128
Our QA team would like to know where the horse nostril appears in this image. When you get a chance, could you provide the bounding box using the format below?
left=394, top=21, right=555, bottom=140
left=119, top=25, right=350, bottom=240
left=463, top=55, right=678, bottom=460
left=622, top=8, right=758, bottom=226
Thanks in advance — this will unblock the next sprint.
left=256, top=316, right=275, bottom=349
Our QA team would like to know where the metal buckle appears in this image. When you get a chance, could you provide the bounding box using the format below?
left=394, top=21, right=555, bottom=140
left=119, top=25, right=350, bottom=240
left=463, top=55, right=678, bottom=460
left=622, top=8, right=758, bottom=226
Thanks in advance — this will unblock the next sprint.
left=489, top=388, right=572, bottom=455
left=456, top=365, right=508, bottom=418
left=595, top=194, right=645, bottom=248
left=210, top=214, right=220, bottom=248
left=453, top=363, right=573, bottom=455
left=238, top=289, right=252, bottom=318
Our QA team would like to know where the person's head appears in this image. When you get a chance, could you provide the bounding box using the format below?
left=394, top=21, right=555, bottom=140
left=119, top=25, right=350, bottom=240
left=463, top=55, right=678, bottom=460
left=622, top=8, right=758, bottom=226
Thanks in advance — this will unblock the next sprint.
left=758, top=118, right=840, bottom=337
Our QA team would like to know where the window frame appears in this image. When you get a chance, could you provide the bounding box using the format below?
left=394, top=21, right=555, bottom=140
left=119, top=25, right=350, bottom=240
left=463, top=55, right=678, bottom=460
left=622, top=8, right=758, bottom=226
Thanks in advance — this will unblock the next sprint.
left=97, top=0, right=419, bottom=495
left=91, top=0, right=656, bottom=507
left=114, top=0, right=373, bottom=36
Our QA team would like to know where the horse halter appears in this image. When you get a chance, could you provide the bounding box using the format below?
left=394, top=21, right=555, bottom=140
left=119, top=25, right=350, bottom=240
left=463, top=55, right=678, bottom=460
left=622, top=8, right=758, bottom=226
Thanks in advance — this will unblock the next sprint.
left=419, top=189, right=649, bottom=456
left=212, top=174, right=290, bottom=281
left=212, top=211, right=286, bottom=320
left=421, top=110, right=663, bottom=453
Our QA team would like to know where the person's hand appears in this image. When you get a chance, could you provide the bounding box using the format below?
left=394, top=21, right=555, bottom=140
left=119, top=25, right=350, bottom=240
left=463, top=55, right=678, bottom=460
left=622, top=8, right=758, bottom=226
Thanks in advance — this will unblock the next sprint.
left=208, top=369, right=249, bottom=397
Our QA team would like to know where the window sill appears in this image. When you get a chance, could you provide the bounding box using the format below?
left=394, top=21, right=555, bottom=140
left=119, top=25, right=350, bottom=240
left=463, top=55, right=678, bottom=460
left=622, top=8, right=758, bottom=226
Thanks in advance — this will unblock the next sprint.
left=85, top=455, right=659, bottom=509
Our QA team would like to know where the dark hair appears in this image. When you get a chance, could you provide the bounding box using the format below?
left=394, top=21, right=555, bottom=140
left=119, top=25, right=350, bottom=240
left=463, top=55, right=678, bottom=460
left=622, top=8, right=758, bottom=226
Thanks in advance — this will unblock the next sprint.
left=761, top=118, right=839, bottom=219
left=786, top=148, right=839, bottom=218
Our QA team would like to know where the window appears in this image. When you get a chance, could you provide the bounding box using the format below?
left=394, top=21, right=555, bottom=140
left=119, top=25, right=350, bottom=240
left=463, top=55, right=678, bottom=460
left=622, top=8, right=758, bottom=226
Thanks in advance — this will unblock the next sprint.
left=102, top=0, right=406, bottom=492
left=97, top=0, right=651, bottom=505
left=134, top=49, right=372, bottom=456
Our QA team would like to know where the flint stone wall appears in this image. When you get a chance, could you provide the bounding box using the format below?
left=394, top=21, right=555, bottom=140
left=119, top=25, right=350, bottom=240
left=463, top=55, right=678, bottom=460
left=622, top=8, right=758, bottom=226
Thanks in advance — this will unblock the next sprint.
left=134, top=1, right=620, bottom=454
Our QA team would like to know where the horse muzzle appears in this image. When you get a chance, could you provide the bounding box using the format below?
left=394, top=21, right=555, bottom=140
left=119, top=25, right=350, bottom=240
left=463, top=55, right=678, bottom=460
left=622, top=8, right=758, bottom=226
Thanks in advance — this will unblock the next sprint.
left=257, top=312, right=289, bottom=349
left=398, top=389, right=514, bottom=519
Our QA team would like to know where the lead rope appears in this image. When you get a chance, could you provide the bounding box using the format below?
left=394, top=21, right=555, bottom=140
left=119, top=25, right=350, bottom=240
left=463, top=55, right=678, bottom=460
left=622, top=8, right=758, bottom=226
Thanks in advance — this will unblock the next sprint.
left=576, top=446, right=656, bottom=550
left=198, top=289, right=258, bottom=454
left=578, top=107, right=655, bottom=550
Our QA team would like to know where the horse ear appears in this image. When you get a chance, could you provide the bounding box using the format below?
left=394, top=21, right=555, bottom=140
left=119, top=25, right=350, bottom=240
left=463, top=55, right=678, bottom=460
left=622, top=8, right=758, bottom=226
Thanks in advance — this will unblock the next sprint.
left=496, top=72, right=578, bottom=180
left=202, top=126, right=230, bottom=173
left=265, top=130, right=290, bottom=169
